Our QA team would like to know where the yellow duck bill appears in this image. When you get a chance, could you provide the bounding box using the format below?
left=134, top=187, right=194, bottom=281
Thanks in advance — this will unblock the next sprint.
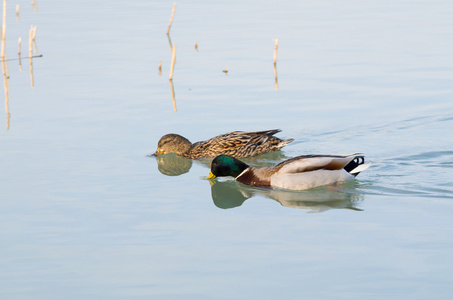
left=206, top=172, right=216, bottom=179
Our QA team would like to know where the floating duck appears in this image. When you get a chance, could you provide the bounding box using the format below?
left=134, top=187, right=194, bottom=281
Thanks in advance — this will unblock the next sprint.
left=207, top=154, right=370, bottom=191
left=153, top=129, right=294, bottom=159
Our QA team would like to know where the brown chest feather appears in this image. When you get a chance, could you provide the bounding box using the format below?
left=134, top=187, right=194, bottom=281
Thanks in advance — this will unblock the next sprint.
left=236, top=168, right=272, bottom=187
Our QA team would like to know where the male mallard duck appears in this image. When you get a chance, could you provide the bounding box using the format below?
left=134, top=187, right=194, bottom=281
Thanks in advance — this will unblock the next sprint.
left=153, top=129, right=294, bottom=159
left=207, top=154, right=370, bottom=191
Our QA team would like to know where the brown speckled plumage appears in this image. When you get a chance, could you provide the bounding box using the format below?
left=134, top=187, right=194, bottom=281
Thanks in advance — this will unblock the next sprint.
left=153, top=129, right=293, bottom=159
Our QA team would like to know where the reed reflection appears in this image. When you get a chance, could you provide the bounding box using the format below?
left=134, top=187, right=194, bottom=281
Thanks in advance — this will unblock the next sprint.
left=209, top=180, right=364, bottom=212
left=29, top=51, right=34, bottom=87
left=18, top=37, right=21, bottom=71
left=169, top=79, right=176, bottom=112
left=1, top=0, right=9, bottom=129
left=29, top=25, right=37, bottom=87
left=2, top=58, right=9, bottom=130
left=1, top=0, right=41, bottom=130
left=168, top=42, right=176, bottom=111
left=167, top=33, right=173, bottom=50
left=274, top=63, right=278, bottom=90
left=273, top=39, right=279, bottom=90
left=32, top=0, right=38, bottom=13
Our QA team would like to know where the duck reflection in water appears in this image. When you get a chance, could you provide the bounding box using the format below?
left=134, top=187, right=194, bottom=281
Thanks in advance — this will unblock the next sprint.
left=209, top=179, right=365, bottom=213
left=154, top=153, right=193, bottom=176
left=154, top=151, right=291, bottom=177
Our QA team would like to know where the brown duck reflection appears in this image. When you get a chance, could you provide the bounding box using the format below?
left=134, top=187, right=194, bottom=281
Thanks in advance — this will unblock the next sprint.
left=154, top=153, right=193, bottom=176
left=154, top=150, right=291, bottom=176
left=209, top=180, right=364, bottom=212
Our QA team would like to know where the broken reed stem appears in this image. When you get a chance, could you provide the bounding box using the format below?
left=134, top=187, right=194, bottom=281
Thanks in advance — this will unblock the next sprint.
left=273, top=38, right=279, bottom=65
left=169, top=45, right=176, bottom=80
left=158, top=61, right=162, bottom=76
left=15, top=4, right=19, bottom=22
left=1, top=0, right=6, bottom=59
left=167, top=3, right=176, bottom=35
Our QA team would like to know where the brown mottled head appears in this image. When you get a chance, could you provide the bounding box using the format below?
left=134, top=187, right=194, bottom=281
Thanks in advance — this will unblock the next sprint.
left=153, top=134, right=193, bottom=156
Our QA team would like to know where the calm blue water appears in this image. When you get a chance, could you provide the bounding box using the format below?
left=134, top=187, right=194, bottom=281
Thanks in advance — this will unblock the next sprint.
left=1, top=1, right=453, bottom=299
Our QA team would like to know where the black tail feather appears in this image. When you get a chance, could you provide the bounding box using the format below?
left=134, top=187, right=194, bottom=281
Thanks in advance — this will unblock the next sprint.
left=344, top=156, right=365, bottom=176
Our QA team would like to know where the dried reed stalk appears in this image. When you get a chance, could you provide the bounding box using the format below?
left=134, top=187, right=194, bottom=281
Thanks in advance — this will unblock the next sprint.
left=167, top=3, right=176, bottom=35
left=169, top=45, right=176, bottom=80
left=1, top=0, right=6, bottom=59
left=158, top=61, right=162, bottom=76
left=16, top=4, right=19, bottom=22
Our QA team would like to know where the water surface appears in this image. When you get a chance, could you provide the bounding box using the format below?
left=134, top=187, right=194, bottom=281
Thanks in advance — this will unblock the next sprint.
left=1, top=1, right=453, bottom=299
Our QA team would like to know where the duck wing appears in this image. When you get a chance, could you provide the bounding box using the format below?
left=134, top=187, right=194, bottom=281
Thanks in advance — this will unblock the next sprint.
left=212, top=129, right=282, bottom=146
left=270, top=154, right=370, bottom=190
left=273, top=155, right=360, bottom=174
left=192, top=129, right=286, bottom=158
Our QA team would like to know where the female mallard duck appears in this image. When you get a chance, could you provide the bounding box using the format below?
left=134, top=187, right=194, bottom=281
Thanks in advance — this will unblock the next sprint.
left=153, top=129, right=294, bottom=159
left=207, top=154, right=370, bottom=191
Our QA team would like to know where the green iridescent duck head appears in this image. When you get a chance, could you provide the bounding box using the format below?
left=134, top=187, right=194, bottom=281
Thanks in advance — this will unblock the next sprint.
left=207, top=155, right=250, bottom=179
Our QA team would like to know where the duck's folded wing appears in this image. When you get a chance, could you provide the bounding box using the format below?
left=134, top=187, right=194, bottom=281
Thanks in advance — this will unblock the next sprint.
left=274, top=155, right=356, bottom=174
left=210, top=129, right=282, bottom=148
